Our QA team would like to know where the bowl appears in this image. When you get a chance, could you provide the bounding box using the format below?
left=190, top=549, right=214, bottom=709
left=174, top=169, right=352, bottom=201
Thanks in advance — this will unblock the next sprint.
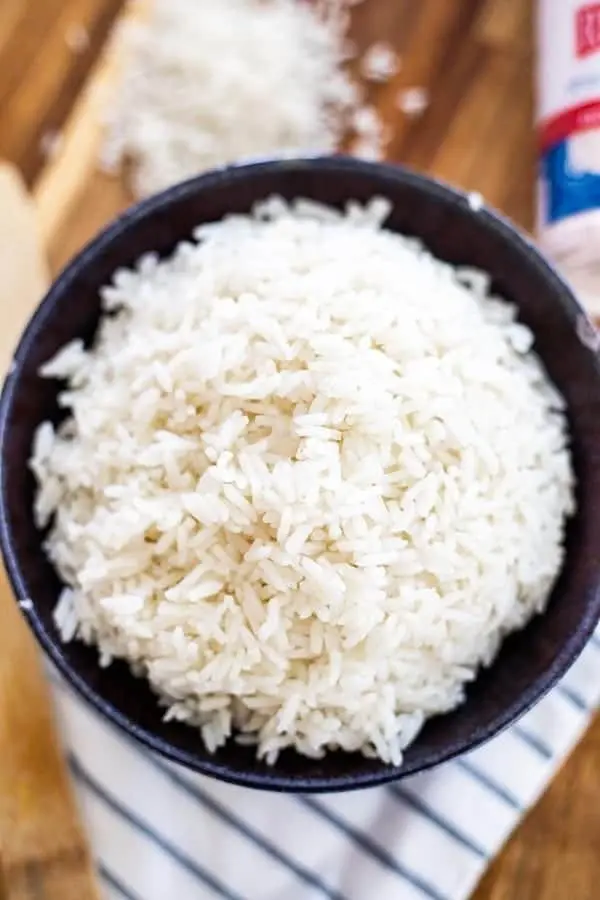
left=2, top=157, right=600, bottom=793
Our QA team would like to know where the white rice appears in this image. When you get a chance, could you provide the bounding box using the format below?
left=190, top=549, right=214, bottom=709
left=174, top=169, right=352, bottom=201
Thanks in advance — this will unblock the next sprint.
left=360, top=42, right=401, bottom=83
left=32, top=197, right=575, bottom=766
left=396, top=86, right=430, bottom=118
left=101, top=0, right=363, bottom=197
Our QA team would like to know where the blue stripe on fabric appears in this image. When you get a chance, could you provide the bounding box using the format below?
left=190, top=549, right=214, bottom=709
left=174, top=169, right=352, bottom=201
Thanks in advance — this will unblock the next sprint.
left=557, top=684, right=589, bottom=713
left=513, top=725, right=553, bottom=760
left=68, top=754, right=244, bottom=900
left=99, top=863, right=143, bottom=900
left=299, top=797, right=447, bottom=900
left=52, top=672, right=343, bottom=900
left=388, top=786, right=487, bottom=859
left=150, top=758, right=346, bottom=900
left=53, top=673, right=342, bottom=900
left=456, top=760, right=522, bottom=812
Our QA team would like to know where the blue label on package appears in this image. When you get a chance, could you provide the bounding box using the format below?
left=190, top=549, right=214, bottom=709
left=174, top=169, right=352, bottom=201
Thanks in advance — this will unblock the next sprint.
left=542, top=140, right=600, bottom=224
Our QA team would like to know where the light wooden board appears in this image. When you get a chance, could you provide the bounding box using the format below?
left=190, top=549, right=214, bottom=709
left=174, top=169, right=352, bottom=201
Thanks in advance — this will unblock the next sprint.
left=0, top=164, right=99, bottom=900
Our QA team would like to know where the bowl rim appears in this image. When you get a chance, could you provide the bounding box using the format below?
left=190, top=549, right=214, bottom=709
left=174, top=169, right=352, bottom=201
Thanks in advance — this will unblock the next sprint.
left=2, top=155, right=600, bottom=792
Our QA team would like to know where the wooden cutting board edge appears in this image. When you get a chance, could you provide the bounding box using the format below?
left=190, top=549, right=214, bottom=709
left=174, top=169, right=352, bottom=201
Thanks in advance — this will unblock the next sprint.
left=0, top=8, right=130, bottom=890
left=32, top=31, right=121, bottom=244
left=0, top=164, right=100, bottom=900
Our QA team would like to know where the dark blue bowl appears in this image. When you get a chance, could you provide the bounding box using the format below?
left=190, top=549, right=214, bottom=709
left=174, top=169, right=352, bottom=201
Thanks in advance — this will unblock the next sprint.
left=2, top=157, right=600, bottom=792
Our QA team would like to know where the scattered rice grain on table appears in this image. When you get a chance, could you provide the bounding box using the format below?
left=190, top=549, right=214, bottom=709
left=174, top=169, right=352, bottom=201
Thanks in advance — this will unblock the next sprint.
left=360, top=41, right=401, bottom=83
left=396, top=86, right=430, bottom=117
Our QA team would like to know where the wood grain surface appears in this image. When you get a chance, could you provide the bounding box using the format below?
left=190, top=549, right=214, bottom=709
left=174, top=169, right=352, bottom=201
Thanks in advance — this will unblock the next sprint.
left=0, top=165, right=100, bottom=900
left=1, top=0, right=600, bottom=898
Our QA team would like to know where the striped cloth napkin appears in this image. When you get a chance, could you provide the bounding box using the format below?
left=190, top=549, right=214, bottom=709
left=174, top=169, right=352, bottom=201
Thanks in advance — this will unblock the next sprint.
left=49, top=628, right=600, bottom=900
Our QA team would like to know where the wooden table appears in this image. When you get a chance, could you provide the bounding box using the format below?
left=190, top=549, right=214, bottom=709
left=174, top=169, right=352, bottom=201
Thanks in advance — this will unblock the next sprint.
left=2, top=0, right=600, bottom=897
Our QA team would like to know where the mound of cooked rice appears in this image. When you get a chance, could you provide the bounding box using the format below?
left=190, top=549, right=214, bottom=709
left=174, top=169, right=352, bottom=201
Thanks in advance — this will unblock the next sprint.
left=31, top=197, right=574, bottom=765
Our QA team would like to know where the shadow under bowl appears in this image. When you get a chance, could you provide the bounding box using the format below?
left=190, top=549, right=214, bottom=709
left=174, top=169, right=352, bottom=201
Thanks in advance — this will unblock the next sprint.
left=2, top=157, right=600, bottom=792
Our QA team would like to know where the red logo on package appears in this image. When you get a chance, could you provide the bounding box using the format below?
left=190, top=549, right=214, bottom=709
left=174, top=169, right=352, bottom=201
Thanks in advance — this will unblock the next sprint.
left=577, top=3, right=600, bottom=57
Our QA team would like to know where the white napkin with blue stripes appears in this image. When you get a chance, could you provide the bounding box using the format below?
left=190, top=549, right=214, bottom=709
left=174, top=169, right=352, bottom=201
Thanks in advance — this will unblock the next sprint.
left=50, top=629, right=600, bottom=900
